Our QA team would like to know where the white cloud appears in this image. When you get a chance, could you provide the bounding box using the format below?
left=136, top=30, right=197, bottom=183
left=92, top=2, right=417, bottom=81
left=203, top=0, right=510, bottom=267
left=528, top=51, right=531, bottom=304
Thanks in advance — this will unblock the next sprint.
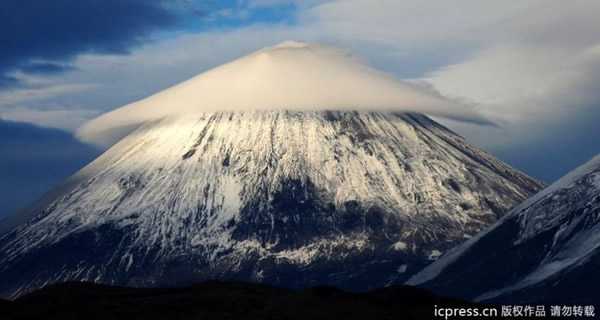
left=0, top=83, right=98, bottom=106
left=423, top=1, right=600, bottom=150
left=0, top=106, right=100, bottom=131
left=243, top=0, right=323, bottom=9
left=298, top=0, right=548, bottom=55
left=77, top=41, right=486, bottom=146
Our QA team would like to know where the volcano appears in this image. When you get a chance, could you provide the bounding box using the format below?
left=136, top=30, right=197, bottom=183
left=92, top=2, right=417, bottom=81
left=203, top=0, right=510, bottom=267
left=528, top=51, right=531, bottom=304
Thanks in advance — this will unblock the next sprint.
left=0, top=43, right=543, bottom=299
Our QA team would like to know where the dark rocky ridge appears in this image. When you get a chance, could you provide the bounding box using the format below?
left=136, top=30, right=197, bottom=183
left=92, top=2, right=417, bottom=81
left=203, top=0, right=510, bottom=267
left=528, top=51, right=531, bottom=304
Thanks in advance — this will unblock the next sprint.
left=0, top=281, right=512, bottom=320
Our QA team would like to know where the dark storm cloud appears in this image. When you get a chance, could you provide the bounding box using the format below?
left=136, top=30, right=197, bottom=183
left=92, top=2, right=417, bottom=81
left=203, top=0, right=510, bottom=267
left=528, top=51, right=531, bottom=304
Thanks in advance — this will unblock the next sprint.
left=0, top=119, right=101, bottom=219
left=0, top=0, right=180, bottom=86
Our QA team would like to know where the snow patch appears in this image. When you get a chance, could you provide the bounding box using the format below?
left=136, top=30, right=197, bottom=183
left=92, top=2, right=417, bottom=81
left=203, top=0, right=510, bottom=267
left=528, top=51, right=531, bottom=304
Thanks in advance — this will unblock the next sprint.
left=392, top=241, right=408, bottom=251
left=428, top=250, right=442, bottom=260
left=397, top=264, right=408, bottom=273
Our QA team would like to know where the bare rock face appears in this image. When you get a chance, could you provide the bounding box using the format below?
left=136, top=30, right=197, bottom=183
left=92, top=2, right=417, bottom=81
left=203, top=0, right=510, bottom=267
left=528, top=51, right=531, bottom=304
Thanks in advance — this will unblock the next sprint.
left=0, top=111, right=543, bottom=298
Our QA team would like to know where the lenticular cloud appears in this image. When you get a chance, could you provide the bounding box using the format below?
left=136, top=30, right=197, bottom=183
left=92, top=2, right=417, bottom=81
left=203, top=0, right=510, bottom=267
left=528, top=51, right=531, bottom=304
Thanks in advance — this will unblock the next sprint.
left=77, top=41, right=487, bottom=147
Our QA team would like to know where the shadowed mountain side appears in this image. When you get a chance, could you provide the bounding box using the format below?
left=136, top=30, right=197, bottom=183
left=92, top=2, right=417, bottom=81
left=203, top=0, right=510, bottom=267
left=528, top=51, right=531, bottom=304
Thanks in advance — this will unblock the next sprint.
left=0, top=281, right=526, bottom=320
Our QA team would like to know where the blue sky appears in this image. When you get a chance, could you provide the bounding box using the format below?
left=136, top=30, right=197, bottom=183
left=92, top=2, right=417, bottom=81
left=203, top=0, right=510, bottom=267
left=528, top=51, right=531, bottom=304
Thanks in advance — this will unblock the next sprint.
left=1, top=0, right=599, bottom=219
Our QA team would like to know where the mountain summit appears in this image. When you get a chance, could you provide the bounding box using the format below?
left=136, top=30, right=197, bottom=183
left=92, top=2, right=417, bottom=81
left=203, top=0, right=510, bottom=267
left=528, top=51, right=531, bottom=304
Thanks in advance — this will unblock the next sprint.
left=0, top=111, right=542, bottom=298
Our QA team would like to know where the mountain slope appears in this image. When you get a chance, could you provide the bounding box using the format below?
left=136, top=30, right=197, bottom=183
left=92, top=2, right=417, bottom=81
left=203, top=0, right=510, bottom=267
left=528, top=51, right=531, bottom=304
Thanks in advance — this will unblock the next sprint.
left=0, top=111, right=543, bottom=298
left=408, top=154, right=600, bottom=305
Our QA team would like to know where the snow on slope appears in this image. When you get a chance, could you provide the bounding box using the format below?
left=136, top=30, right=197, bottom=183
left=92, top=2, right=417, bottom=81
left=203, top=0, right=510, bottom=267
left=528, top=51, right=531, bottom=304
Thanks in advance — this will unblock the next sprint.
left=0, top=111, right=542, bottom=298
left=76, top=41, right=488, bottom=147
left=408, top=154, right=600, bottom=303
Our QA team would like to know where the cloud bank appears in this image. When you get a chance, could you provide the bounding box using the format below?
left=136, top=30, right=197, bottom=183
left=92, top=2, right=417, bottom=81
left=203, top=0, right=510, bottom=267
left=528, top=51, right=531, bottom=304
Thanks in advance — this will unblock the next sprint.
left=76, top=41, right=487, bottom=146
left=420, top=0, right=600, bottom=181
left=3, top=0, right=599, bottom=182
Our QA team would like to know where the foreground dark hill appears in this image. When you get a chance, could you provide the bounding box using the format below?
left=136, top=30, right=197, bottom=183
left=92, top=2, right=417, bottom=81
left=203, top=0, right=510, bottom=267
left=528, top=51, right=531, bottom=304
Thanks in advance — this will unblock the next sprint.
left=0, top=281, right=506, bottom=320
left=408, top=154, right=600, bottom=305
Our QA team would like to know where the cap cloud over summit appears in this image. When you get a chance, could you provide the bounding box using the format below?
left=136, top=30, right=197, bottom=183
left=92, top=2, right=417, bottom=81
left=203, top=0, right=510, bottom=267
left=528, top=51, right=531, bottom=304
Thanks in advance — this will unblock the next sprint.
left=76, top=42, right=489, bottom=147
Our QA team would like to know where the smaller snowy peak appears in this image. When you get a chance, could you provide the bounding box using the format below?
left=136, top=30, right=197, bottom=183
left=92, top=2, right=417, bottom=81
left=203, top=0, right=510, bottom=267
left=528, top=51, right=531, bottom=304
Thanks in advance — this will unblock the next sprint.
left=76, top=41, right=487, bottom=147
left=407, top=153, right=600, bottom=304
left=513, top=154, right=600, bottom=241
left=513, top=154, right=600, bottom=213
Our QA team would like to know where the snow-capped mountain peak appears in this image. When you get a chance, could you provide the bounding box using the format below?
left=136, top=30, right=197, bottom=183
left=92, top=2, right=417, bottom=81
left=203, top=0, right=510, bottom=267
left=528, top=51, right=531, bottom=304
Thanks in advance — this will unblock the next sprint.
left=0, top=111, right=543, bottom=298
